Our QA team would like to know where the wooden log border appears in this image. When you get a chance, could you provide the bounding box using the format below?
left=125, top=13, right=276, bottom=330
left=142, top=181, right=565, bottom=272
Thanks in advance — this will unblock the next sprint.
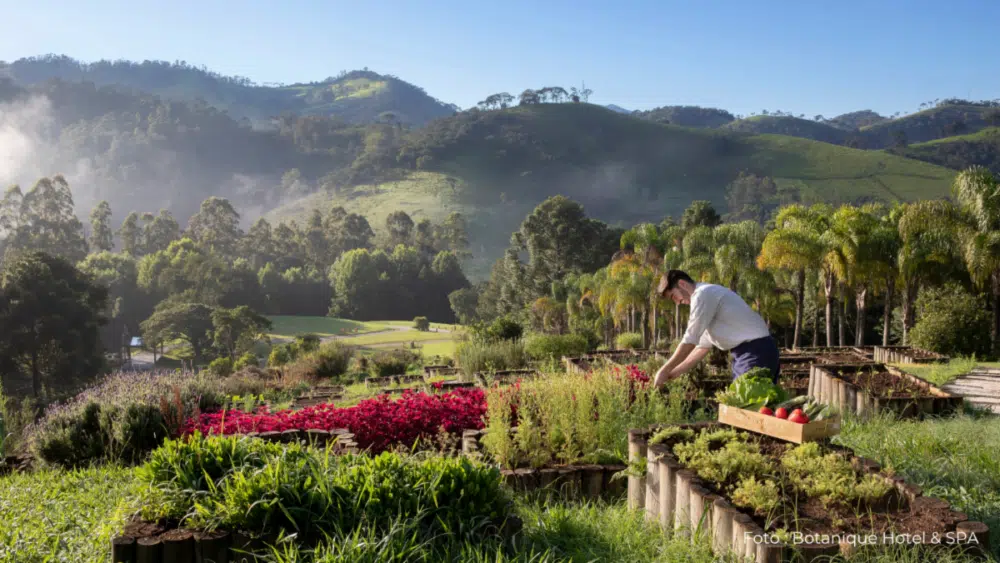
left=628, top=422, right=988, bottom=562
left=873, top=346, right=950, bottom=365
left=809, top=363, right=963, bottom=419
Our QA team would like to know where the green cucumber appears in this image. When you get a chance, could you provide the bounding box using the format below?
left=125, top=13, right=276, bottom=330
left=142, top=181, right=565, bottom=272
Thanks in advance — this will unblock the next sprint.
left=804, top=402, right=824, bottom=418
left=814, top=406, right=834, bottom=421
left=775, top=396, right=809, bottom=410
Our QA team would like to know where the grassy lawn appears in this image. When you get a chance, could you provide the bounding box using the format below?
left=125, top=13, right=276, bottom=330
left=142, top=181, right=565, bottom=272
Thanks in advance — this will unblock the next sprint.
left=419, top=339, right=459, bottom=359
left=0, top=465, right=141, bottom=563
left=267, top=316, right=386, bottom=339
left=894, top=357, right=1000, bottom=386
left=837, top=413, right=1000, bottom=557
left=379, top=320, right=461, bottom=332
left=340, top=330, right=457, bottom=346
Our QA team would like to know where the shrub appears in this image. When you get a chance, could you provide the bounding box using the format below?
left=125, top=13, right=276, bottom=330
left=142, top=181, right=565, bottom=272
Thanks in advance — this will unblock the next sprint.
left=455, top=339, right=529, bottom=377
left=312, top=341, right=356, bottom=378
left=413, top=316, right=430, bottom=331
left=471, top=317, right=524, bottom=343
left=370, top=349, right=417, bottom=377
left=233, top=352, right=258, bottom=371
left=138, top=434, right=513, bottom=544
left=295, top=333, right=321, bottom=354
left=207, top=357, right=233, bottom=377
left=524, top=333, right=590, bottom=361
left=910, top=283, right=992, bottom=358
left=26, top=369, right=292, bottom=468
left=268, top=343, right=297, bottom=367
left=615, top=332, right=644, bottom=350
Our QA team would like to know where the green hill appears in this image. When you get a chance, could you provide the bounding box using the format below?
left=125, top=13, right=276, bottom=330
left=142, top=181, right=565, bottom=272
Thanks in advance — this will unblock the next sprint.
left=1, top=55, right=458, bottom=125
left=889, top=127, right=1000, bottom=175
left=722, top=115, right=851, bottom=145
left=269, top=103, right=957, bottom=279
left=861, top=102, right=999, bottom=148
left=632, top=105, right=735, bottom=127
left=827, top=110, right=888, bottom=130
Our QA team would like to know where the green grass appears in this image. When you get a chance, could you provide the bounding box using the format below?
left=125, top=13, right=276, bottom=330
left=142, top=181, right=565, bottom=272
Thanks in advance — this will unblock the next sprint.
left=0, top=465, right=141, bottom=563
left=419, top=339, right=459, bottom=359
left=910, top=127, right=1000, bottom=147
left=340, top=330, right=459, bottom=346
left=267, top=316, right=385, bottom=339
left=836, top=413, right=1000, bottom=559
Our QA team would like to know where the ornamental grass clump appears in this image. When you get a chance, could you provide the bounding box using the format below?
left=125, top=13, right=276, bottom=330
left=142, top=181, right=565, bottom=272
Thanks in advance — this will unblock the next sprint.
left=455, top=339, right=529, bottom=378
left=482, top=366, right=690, bottom=469
left=137, top=434, right=513, bottom=545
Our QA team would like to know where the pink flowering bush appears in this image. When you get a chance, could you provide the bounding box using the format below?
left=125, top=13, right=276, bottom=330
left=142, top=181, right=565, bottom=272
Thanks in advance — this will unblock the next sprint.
left=183, top=388, right=487, bottom=453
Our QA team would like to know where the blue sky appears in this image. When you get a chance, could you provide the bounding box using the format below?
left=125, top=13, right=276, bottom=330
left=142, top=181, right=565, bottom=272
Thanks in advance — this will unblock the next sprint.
left=2, top=0, right=998, bottom=118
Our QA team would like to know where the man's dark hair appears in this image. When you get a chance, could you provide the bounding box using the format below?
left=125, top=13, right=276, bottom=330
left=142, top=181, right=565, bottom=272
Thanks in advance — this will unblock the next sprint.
left=658, top=270, right=695, bottom=295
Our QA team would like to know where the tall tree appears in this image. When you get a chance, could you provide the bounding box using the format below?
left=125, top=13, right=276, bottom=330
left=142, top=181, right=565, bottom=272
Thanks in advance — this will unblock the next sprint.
left=140, top=301, right=215, bottom=364
left=187, top=196, right=243, bottom=258
left=118, top=212, right=142, bottom=256
left=89, top=200, right=114, bottom=252
left=385, top=210, right=415, bottom=248
left=949, top=166, right=1000, bottom=347
left=211, top=305, right=272, bottom=360
left=758, top=206, right=824, bottom=348
left=9, top=176, right=88, bottom=263
left=681, top=200, right=722, bottom=230
left=0, top=251, right=108, bottom=398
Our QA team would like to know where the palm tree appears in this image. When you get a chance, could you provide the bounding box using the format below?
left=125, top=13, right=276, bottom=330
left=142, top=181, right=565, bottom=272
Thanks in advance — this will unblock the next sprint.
left=950, top=166, right=1000, bottom=347
left=714, top=221, right=765, bottom=292
left=896, top=201, right=959, bottom=344
left=758, top=205, right=824, bottom=348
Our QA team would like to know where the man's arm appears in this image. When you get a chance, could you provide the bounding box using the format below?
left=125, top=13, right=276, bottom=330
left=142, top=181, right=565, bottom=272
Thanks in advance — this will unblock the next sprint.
left=653, top=342, right=695, bottom=387
left=654, top=287, right=722, bottom=387
left=667, top=345, right=712, bottom=378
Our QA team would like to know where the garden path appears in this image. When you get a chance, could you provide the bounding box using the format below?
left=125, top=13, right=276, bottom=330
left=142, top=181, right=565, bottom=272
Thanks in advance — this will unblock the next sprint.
left=942, top=367, right=1000, bottom=413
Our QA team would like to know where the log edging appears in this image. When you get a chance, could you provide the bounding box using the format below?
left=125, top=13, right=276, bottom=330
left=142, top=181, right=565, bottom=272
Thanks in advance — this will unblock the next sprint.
left=630, top=423, right=990, bottom=562
left=809, top=363, right=962, bottom=419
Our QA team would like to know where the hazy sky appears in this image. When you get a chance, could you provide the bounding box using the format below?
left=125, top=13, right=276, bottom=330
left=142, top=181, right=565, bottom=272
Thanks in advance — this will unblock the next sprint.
left=2, top=0, right=998, bottom=117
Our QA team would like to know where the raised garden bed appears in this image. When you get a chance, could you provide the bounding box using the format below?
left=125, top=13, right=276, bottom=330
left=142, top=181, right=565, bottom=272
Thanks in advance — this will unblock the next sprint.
left=777, top=373, right=810, bottom=397
left=291, top=385, right=344, bottom=408
left=809, top=363, right=963, bottom=418
left=874, top=345, right=950, bottom=365
left=461, top=430, right=627, bottom=500
left=628, top=423, right=990, bottom=562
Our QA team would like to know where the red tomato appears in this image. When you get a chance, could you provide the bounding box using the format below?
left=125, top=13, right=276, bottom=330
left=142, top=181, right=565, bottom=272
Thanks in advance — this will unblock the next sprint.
left=774, top=407, right=789, bottom=419
left=759, top=406, right=774, bottom=416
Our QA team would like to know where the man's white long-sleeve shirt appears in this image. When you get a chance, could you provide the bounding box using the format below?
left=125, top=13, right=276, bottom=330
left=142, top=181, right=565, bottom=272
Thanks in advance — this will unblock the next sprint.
left=681, top=283, right=771, bottom=351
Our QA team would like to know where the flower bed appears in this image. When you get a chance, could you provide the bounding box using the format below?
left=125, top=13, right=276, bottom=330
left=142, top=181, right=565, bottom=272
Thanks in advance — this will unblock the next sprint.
left=183, top=387, right=487, bottom=453
left=809, top=364, right=962, bottom=418
left=874, top=345, right=950, bottom=365
left=628, top=423, right=989, bottom=562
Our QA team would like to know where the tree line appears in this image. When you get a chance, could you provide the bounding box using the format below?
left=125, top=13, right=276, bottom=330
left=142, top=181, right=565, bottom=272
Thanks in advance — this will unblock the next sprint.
left=0, top=175, right=472, bottom=399
left=458, top=166, right=1000, bottom=359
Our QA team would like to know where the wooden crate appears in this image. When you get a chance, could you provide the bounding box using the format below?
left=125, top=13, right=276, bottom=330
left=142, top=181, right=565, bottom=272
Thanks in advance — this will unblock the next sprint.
left=717, top=404, right=840, bottom=444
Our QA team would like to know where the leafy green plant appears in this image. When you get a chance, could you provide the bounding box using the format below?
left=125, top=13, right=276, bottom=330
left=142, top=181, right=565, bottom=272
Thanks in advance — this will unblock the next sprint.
left=714, top=368, right=786, bottom=409
left=910, top=283, right=992, bottom=358
left=731, top=475, right=781, bottom=515
left=369, top=349, right=418, bottom=377
left=648, top=427, right=694, bottom=446
left=780, top=442, right=892, bottom=508
left=138, top=434, right=513, bottom=544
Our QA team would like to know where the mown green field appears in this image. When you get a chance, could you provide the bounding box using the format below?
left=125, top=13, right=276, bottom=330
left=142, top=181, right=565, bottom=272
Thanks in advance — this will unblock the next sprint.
left=267, top=315, right=386, bottom=339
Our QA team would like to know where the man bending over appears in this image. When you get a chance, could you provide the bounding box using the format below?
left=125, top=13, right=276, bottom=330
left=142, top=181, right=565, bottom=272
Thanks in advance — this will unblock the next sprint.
left=653, top=270, right=780, bottom=387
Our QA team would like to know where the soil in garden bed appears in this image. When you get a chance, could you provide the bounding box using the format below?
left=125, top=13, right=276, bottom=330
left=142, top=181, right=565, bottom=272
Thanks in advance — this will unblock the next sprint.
left=778, top=373, right=809, bottom=390
left=830, top=368, right=931, bottom=398
left=665, top=428, right=959, bottom=537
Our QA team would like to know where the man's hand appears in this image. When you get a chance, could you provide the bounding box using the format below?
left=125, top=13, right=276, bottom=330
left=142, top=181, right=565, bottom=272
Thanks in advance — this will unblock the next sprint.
left=652, top=342, right=697, bottom=387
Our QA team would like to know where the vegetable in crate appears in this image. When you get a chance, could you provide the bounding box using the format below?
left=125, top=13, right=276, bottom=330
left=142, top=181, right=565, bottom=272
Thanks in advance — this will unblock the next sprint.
left=715, top=368, right=788, bottom=410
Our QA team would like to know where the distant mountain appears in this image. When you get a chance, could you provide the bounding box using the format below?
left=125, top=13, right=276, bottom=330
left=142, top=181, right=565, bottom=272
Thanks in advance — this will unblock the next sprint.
left=605, top=104, right=632, bottom=114
left=722, top=115, right=851, bottom=145
left=1, top=55, right=458, bottom=126
left=889, top=127, right=1000, bottom=175
left=632, top=105, right=735, bottom=128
